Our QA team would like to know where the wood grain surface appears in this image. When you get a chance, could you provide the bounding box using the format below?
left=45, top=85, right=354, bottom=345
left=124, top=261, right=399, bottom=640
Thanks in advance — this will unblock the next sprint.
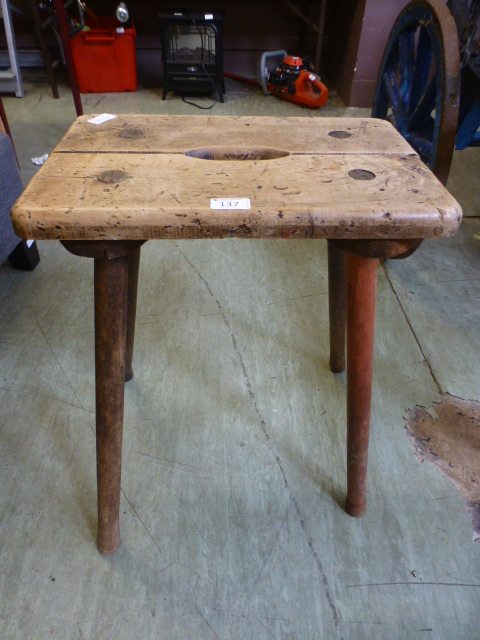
left=12, top=115, right=462, bottom=241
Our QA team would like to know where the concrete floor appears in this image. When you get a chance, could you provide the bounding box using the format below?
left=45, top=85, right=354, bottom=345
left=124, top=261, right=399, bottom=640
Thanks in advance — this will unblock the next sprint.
left=1, top=73, right=480, bottom=639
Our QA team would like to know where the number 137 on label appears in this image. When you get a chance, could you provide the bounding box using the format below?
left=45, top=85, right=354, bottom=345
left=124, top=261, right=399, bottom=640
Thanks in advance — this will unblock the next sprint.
left=211, top=198, right=251, bottom=210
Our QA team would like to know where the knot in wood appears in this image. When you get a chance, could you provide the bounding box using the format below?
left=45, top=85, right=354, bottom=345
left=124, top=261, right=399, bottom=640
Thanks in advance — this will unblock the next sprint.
left=119, top=128, right=144, bottom=139
left=97, top=170, right=129, bottom=184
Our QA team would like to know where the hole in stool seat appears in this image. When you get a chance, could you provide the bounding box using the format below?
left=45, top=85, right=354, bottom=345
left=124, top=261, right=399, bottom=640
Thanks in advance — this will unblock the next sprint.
left=328, top=130, right=352, bottom=139
left=185, top=147, right=290, bottom=161
left=348, top=169, right=376, bottom=181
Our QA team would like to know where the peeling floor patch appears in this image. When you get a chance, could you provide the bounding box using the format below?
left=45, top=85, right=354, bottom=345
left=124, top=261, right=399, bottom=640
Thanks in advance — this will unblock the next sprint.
left=405, top=394, right=480, bottom=541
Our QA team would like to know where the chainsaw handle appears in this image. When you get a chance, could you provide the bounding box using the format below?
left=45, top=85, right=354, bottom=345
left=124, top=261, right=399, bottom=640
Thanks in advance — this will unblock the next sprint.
left=259, top=50, right=288, bottom=95
left=307, top=73, right=326, bottom=92
left=306, top=73, right=329, bottom=106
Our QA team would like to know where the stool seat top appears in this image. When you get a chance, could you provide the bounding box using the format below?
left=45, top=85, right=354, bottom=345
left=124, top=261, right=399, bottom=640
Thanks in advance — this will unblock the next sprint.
left=12, top=114, right=462, bottom=241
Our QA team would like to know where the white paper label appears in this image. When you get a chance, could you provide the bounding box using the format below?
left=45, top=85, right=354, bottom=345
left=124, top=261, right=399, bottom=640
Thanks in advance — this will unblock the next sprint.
left=211, top=198, right=251, bottom=210
left=205, top=13, right=213, bottom=20
left=309, top=74, right=316, bottom=82
left=88, top=114, right=117, bottom=125
left=116, top=27, right=125, bottom=34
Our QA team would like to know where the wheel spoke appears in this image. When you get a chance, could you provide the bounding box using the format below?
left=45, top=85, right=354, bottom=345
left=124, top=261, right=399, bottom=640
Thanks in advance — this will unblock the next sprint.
left=408, top=77, right=437, bottom=132
left=382, top=69, right=400, bottom=108
left=405, top=132, right=434, bottom=165
left=409, top=26, right=433, bottom=114
left=399, top=29, right=415, bottom=112
left=382, top=70, right=402, bottom=128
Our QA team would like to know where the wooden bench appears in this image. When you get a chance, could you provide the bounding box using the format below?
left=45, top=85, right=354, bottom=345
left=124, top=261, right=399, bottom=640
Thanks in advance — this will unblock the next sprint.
left=11, top=114, right=462, bottom=554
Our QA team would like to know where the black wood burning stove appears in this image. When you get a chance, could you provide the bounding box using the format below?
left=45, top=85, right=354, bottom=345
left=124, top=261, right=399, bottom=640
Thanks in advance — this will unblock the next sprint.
left=158, top=11, right=225, bottom=102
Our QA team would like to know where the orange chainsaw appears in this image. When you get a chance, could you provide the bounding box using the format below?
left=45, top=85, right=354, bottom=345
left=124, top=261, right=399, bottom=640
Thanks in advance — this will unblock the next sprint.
left=259, top=51, right=328, bottom=109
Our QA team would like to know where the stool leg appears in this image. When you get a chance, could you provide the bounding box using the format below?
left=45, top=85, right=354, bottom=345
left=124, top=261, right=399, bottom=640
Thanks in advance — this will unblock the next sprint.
left=327, top=241, right=346, bottom=373
left=94, top=253, right=129, bottom=554
left=345, top=253, right=378, bottom=517
left=125, top=246, right=141, bottom=382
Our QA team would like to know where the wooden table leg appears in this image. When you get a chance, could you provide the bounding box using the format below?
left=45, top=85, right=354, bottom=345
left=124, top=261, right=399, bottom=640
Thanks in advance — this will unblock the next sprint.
left=125, top=246, right=141, bottom=382
left=62, top=240, right=144, bottom=554
left=327, top=240, right=346, bottom=373
left=331, top=239, right=423, bottom=517
left=345, top=252, right=378, bottom=517
left=94, top=253, right=129, bottom=553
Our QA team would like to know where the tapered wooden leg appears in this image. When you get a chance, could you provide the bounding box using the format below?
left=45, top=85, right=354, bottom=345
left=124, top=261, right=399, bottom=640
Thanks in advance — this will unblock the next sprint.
left=345, top=253, right=378, bottom=517
left=327, top=240, right=346, bottom=373
left=125, top=246, right=141, bottom=382
left=94, top=253, right=129, bottom=554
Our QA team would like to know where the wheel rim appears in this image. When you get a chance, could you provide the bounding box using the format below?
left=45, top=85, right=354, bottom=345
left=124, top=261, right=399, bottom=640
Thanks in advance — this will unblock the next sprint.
left=372, top=0, right=460, bottom=185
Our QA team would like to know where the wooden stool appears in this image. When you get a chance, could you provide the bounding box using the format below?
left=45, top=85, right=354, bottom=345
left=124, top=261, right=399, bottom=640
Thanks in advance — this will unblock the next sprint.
left=12, top=115, right=462, bottom=554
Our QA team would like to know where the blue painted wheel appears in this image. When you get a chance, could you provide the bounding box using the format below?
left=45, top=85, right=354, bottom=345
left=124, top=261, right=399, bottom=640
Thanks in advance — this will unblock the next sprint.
left=372, top=0, right=460, bottom=185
